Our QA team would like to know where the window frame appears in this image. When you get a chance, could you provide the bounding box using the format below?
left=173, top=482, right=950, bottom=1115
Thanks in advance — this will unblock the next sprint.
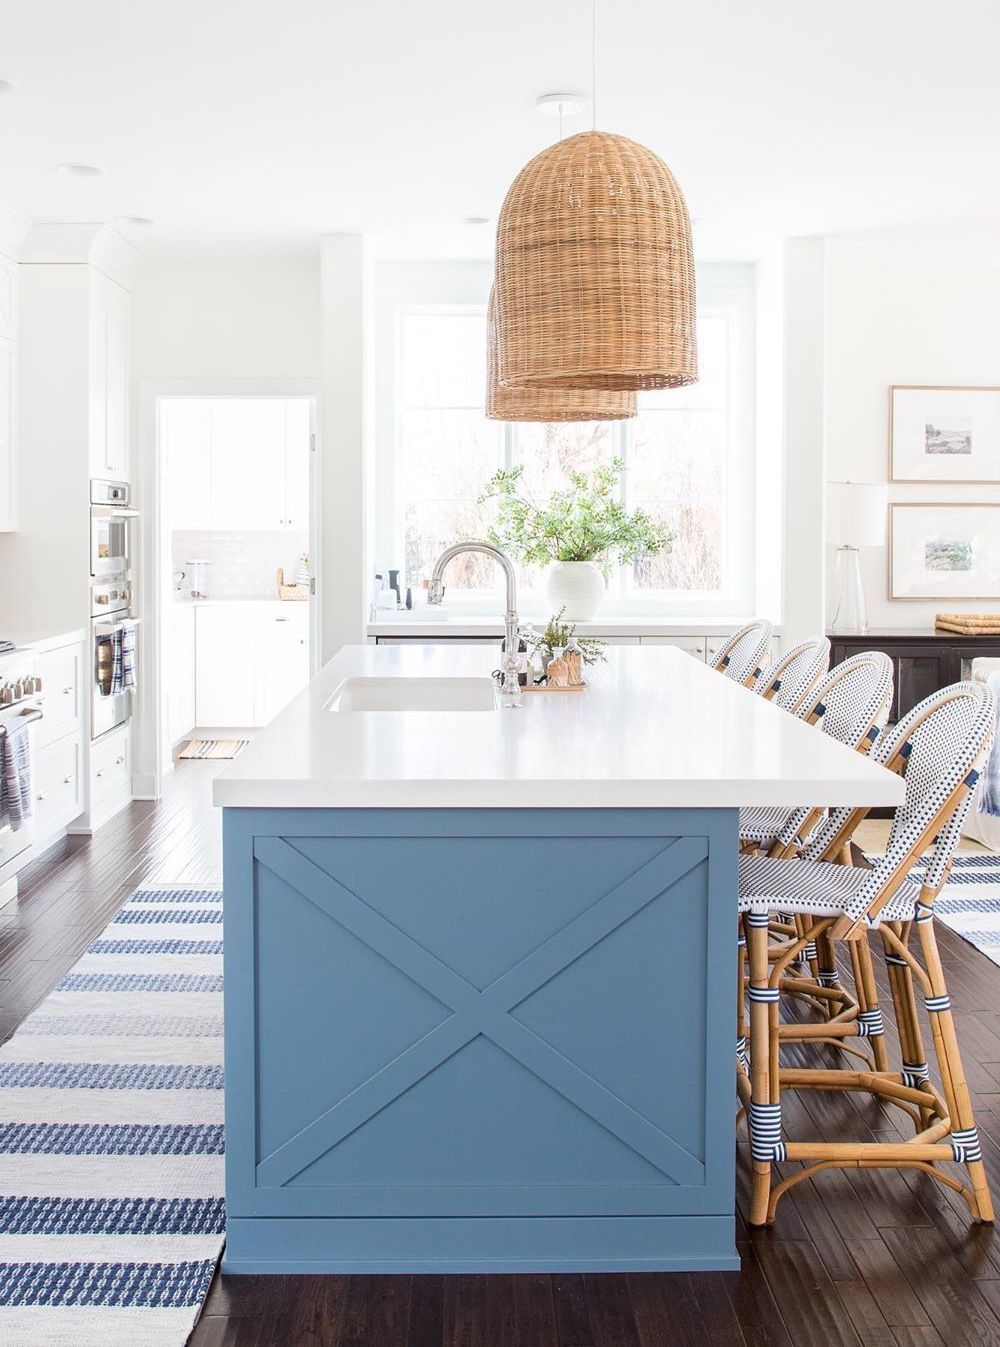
left=374, top=261, right=757, bottom=619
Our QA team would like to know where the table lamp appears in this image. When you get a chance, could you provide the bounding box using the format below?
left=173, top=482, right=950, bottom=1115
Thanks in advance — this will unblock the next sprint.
left=825, top=481, right=888, bottom=635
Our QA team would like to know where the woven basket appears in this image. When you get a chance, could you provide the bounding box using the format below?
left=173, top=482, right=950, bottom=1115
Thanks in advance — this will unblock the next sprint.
left=494, top=131, right=698, bottom=392
left=485, top=288, right=635, bottom=422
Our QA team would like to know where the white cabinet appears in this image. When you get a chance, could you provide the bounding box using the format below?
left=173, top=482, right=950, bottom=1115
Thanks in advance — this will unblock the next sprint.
left=35, top=732, right=84, bottom=842
left=91, top=722, right=131, bottom=808
left=166, top=401, right=212, bottom=531
left=210, top=401, right=287, bottom=530
left=89, top=271, right=130, bottom=481
left=255, top=607, right=309, bottom=725
left=283, top=400, right=311, bottom=530
left=194, top=603, right=310, bottom=729
left=196, top=605, right=257, bottom=727
left=640, top=636, right=707, bottom=659
left=168, top=399, right=310, bottom=533
left=0, top=336, right=15, bottom=532
left=166, top=603, right=197, bottom=745
left=0, top=253, right=16, bottom=342
left=0, top=252, right=16, bottom=532
left=36, top=640, right=86, bottom=746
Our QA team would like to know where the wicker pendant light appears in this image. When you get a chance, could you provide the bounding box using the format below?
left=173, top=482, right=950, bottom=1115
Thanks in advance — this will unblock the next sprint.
left=494, top=129, right=698, bottom=391
left=485, top=288, right=635, bottom=422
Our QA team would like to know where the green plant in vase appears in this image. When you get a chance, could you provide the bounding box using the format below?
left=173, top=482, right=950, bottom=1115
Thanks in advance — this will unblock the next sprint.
left=527, top=608, right=607, bottom=669
left=478, top=457, right=672, bottom=620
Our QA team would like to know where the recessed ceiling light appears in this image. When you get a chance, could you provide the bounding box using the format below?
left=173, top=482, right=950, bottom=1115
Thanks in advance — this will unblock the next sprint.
left=55, top=162, right=103, bottom=178
left=535, top=93, right=587, bottom=119
left=462, top=215, right=491, bottom=226
left=115, top=215, right=156, bottom=227
left=0, top=80, right=14, bottom=95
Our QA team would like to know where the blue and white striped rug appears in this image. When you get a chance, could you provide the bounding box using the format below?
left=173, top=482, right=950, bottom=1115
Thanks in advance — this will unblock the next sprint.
left=0, top=886, right=224, bottom=1347
left=930, top=853, right=1000, bottom=967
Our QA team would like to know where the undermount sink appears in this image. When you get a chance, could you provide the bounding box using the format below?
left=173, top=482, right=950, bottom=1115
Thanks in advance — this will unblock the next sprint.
left=326, top=676, right=499, bottom=713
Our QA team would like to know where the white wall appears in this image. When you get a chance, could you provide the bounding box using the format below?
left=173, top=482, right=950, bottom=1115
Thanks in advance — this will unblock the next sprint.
left=823, top=225, right=1000, bottom=628
left=131, top=259, right=320, bottom=383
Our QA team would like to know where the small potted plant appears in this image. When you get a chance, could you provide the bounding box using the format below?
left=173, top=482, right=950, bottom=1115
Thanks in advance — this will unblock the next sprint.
left=526, top=608, right=607, bottom=679
left=478, top=457, right=672, bottom=619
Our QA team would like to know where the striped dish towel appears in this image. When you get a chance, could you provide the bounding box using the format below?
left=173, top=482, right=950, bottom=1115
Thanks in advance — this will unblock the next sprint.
left=1, top=722, right=33, bottom=831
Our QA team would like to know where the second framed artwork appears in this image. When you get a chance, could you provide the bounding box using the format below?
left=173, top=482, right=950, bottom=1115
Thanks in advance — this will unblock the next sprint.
left=889, top=385, right=1000, bottom=483
left=889, top=502, right=1000, bottom=600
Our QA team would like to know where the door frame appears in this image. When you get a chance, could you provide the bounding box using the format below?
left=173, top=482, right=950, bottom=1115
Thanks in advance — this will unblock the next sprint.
left=136, top=378, right=321, bottom=800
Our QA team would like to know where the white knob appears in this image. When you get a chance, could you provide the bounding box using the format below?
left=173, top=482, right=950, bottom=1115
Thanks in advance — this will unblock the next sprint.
left=62, top=775, right=72, bottom=784
left=63, top=687, right=73, bottom=695
left=36, top=791, right=46, bottom=801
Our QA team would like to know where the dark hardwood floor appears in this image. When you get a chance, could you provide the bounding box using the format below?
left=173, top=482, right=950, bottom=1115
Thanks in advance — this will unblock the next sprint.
left=5, top=762, right=1000, bottom=1345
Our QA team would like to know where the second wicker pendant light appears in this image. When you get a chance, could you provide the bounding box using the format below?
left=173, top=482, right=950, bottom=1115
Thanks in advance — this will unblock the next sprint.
left=485, top=287, right=636, bottom=422
left=494, top=129, right=698, bottom=392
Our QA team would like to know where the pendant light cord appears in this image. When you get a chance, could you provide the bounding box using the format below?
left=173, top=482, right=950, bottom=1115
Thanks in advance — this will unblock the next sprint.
left=592, top=0, right=597, bottom=130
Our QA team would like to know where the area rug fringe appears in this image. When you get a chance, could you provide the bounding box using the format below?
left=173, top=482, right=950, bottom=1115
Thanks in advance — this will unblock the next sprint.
left=0, top=886, right=224, bottom=1347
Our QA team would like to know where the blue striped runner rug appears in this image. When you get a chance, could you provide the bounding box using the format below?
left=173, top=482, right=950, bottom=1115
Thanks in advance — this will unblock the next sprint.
left=925, top=853, right=1000, bottom=967
left=0, top=886, right=224, bottom=1346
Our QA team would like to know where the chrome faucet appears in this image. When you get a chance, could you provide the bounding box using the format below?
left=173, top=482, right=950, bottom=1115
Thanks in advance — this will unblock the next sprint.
left=427, top=541, right=522, bottom=708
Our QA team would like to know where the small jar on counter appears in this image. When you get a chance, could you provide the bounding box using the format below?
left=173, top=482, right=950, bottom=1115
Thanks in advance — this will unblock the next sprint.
left=546, top=648, right=569, bottom=687
left=563, top=639, right=584, bottom=686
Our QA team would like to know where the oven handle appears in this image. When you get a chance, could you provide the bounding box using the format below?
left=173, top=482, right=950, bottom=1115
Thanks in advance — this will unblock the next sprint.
left=94, top=617, right=142, bottom=637
left=91, top=506, right=139, bottom=520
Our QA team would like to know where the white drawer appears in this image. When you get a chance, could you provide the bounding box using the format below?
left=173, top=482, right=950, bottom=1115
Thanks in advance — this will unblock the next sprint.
left=640, top=636, right=707, bottom=659
left=34, top=732, right=84, bottom=840
left=37, top=641, right=85, bottom=746
left=92, top=725, right=131, bottom=803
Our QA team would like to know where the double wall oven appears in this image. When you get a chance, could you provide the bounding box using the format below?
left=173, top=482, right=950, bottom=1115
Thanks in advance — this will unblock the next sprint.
left=90, top=480, right=139, bottom=740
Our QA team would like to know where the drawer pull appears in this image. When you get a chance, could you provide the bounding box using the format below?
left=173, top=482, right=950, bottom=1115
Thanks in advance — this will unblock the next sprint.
left=63, top=687, right=73, bottom=695
left=36, top=791, right=47, bottom=801
left=63, top=775, right=72, bottom=785
left=114, top=756, right=125, bottom=766
left=96, top=770, right=103, bottom=779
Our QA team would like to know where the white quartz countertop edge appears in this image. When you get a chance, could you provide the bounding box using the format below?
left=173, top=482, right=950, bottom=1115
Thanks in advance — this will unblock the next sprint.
left=214, top=644, right=904, bottom=811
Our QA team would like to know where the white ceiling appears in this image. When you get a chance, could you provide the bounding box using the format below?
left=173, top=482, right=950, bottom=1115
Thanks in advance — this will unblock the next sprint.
left=1, top=0, right=999, bottom=260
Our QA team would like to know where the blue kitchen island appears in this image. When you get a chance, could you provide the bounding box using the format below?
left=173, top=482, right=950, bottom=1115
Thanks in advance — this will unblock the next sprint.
left=214, top=643, right=901, bottom=1274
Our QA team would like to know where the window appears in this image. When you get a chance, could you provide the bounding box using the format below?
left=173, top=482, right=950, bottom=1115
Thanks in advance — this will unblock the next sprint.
left=375, top=265, right=756, bottom=617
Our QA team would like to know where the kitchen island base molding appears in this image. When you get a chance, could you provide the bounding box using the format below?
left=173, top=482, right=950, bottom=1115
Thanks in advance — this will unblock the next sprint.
left=222, top=1215, right=740, bottom=1274
left=223, top=807, right=738, bottom=1274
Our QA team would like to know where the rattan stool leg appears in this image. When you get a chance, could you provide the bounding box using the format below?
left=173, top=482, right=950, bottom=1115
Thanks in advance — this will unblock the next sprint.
left=916, top=912, right=995, bottom=1223
left=746, top=915, right=780, bottom=1225
left=850, top=934, right=889, bottom=1072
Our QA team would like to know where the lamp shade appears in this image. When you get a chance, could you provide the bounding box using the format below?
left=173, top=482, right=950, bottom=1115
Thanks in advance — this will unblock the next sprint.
left=825, top=481, right=888, bottom=548
left=494, top=131, right=698, bottom=392
left=485, top=288, right=636, bottom=422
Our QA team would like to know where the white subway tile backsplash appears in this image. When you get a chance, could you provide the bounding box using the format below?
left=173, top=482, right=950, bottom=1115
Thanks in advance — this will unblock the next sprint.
left=172, top=529, right=309, bottom=601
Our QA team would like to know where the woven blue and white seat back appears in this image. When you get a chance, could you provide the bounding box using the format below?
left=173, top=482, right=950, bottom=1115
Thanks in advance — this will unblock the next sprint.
left=835, top=682, right=997, bottom=924
left=710, top=619, right=774, bottom=686
left=766, top=652, right=894, bottom=851
left=799, top=651, right=894, bottom=748
left=754, top=636, right=831, bottom=712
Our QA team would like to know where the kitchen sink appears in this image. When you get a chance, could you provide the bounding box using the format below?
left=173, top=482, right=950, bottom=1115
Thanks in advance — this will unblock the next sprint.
left=326, top=676, right=499, bottom=713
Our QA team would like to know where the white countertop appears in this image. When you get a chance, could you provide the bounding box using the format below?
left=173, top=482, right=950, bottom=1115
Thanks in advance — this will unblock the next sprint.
left=2, top=628, right=88, bottom=654
left=213, top=644, right=904, bottom=811
left=368, top=614, right=776, bottom=638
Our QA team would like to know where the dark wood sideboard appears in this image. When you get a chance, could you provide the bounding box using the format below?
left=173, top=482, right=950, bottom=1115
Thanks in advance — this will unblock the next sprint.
left=828, top=628, right=1000, bottom=725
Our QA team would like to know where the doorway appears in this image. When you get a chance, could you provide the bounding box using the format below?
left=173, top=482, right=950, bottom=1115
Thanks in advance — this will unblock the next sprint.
left=142, top=388, right=319, bottom=795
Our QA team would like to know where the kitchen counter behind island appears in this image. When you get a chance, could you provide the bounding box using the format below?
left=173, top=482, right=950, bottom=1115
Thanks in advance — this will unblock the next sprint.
left=215, top=644, right=903, bottom=1274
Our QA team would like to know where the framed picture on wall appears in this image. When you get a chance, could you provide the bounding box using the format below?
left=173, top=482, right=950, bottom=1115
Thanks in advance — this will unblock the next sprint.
left=889, top=502, right=1000, bottom=600
left=889, top=385, right=1000, bottom=483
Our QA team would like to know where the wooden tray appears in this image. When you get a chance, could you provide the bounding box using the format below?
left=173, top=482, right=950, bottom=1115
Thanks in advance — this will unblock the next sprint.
left=523, top=680, right=588, bottom=693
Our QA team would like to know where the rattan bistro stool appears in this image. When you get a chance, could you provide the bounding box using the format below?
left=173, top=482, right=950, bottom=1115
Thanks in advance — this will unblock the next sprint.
left=737, top=681, right=997, bottom=1227
left=710, top=619, right=774, bottom=689
left=753, top=636, right=831, bottom=713
left=740, top=651, right=894, bottom=859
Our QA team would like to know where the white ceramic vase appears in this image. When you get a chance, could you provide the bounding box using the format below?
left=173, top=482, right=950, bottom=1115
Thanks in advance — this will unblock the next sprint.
left=544, top=561, right=606, bottom=621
